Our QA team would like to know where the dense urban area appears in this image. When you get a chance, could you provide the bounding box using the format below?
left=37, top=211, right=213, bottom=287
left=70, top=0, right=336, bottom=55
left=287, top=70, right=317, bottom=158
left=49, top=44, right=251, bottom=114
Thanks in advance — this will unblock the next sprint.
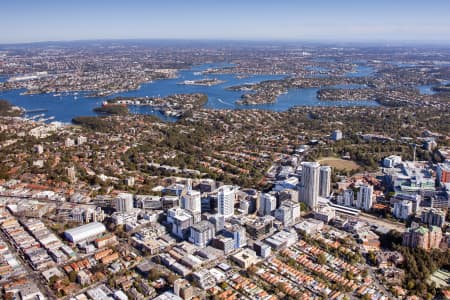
left=0, top=41, right=449, bottom=300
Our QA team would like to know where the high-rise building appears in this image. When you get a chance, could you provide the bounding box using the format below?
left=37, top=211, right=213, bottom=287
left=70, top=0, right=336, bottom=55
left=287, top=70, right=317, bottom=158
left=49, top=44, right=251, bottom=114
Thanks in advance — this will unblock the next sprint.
left=393, top=200, right=412, bottom=220
left=319, top=166, right=332, bottom=198
left=189, top=220, right=215, bottom=248
left=343, top=189, right=354, bottom=206
left=274, top=200, right=301, bottom=226
left=217, top=185, right=236, bottom=218
left=259, top=193, right=277, bottom=216
left=331, top=129, right=343, bottom=141
left=223, top=224, right=247, bottom=249
left=301, top=162, right=320, bottom=210
left=181, top=182, right=201, bottom=214
left=437, top=162, right=450, bottom=184
left=421, top=208, right=446, bottom=228
left=167, top=207, right=193, bottom=239
left=66, top=166, right=76, bottom=183
left=356, top=184, right=373, bottom=211
left=402, top=226, right=442, bottom=250
left=115, top=193, right=134, bottom=212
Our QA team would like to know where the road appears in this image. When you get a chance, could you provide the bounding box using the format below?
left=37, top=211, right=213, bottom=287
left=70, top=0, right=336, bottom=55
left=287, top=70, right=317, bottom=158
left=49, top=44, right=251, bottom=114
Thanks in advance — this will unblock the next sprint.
left=0, top=226, right=57, bottom=299
left=368, top=266, right=394, bottom=299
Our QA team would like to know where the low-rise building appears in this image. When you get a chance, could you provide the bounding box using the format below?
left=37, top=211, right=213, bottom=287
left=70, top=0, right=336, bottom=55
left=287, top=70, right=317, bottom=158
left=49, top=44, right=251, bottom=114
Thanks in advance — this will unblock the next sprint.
left=313, top=205, right=336, bottom=223
left=192, top=269, right=216, bottom=289
left=64, top=222, right=106, bottom=245
left=295, top=219, right=324, bottom=235
left=230, top=248, right=258, bottom=269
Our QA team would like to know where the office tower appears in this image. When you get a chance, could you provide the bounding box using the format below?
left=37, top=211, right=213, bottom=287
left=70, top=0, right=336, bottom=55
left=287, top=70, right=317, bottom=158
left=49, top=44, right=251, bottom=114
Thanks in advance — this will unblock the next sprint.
left=217, top=185, right=235, bottom=218
left=181, top=179, right=201, bottom=214
left=189, top=220, right=215, bottom=248
left=301, top=162, right=320, bottom=210
left=259, top=193, right=277, bottom=216
left=223, top=224, right=247, bottom=249
left=167, top=207, right=193, bottom=239
left=274, top=200, right=301, bottom=226
left=319, top=166, right=331, bottom=197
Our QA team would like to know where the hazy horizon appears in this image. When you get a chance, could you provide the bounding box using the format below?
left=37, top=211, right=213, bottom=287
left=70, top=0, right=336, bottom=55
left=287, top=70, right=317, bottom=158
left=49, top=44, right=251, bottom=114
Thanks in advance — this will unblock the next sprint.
left=2, top=38, right=450, bottom=48
left=1, top=0, right=450, bottom=44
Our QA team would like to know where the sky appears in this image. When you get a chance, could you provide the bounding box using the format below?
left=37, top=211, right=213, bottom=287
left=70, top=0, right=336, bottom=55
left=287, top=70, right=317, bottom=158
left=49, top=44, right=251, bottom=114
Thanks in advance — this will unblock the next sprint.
left=1, top=0, right=450, bottom=44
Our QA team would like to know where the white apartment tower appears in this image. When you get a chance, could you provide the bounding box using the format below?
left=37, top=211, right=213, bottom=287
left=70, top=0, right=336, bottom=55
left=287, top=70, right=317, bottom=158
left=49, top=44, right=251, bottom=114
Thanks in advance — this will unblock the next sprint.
left=301, top=162, right=320, bottom=210
left=217, top=185, right=236, bottom=218
left=356, top=184, right=374, bottom=211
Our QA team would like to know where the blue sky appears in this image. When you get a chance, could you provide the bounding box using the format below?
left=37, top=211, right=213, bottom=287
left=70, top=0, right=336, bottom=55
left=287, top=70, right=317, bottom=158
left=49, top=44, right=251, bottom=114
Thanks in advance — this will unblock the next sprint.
left=1, top=0, right=450, bottom=43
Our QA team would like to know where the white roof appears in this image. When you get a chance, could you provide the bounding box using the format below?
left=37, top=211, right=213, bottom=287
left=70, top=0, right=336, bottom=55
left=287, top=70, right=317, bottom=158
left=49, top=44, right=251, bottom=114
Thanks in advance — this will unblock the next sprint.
left=64, top=222, right=106, bottom=244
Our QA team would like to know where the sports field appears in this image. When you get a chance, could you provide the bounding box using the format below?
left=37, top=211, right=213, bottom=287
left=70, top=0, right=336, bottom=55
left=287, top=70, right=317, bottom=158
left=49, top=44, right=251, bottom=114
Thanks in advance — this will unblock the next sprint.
left=318, top=157, right=360, bottom=171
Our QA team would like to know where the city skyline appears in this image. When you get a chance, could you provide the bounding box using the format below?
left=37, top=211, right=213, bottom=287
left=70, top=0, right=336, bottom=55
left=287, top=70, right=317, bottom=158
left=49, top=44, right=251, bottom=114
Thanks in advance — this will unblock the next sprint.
left=1, top=0, right=450, bottom=44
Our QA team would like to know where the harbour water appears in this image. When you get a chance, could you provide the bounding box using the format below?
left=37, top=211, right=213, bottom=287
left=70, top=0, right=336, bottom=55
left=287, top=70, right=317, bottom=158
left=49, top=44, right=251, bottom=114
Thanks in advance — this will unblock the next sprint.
left=0, top=63, right=379, bottom=123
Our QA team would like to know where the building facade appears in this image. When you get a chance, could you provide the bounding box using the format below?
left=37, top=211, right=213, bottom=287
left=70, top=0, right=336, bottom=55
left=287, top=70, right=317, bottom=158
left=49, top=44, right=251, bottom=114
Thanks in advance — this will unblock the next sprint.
left=189, top=220, right=215, bottom=248
left=301, top=162, right=320, bottom=210
left=319, top=166, right=332, bottom=198
left=259, top=193, right=277, bottom=216
left=402, top=226, right=442, bottom=250
left=217, top=185, right=236, bottom=218
left=356, top=184, right=374, bottom=211
left=115, top=193, right=134, bottom=212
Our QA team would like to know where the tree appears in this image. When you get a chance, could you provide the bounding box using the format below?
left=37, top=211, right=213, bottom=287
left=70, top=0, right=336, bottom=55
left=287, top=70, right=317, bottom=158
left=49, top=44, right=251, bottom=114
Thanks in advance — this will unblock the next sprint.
left=68, top=270, right=77, bottom=283
left=317, top=253, right=327, bottom=265
left=367, top=251, right=377, bottom=265
left=48, top=275, right=59, bottom=287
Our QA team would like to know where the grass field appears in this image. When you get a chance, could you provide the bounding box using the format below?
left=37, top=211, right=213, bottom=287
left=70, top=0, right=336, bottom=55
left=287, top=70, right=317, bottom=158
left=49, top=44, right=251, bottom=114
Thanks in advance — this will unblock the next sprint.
left=318, top=157, right=361, bottom=171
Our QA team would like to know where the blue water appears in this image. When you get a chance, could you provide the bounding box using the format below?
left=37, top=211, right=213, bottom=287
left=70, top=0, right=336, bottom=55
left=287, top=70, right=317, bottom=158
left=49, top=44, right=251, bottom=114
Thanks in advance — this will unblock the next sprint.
left=418, top=85, right=436, bottom=95
left=0, top=63, right=380, bottom=123
left=345, top=65, right=373, bottom=77
left=277, top=88, right=379, bottom=108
